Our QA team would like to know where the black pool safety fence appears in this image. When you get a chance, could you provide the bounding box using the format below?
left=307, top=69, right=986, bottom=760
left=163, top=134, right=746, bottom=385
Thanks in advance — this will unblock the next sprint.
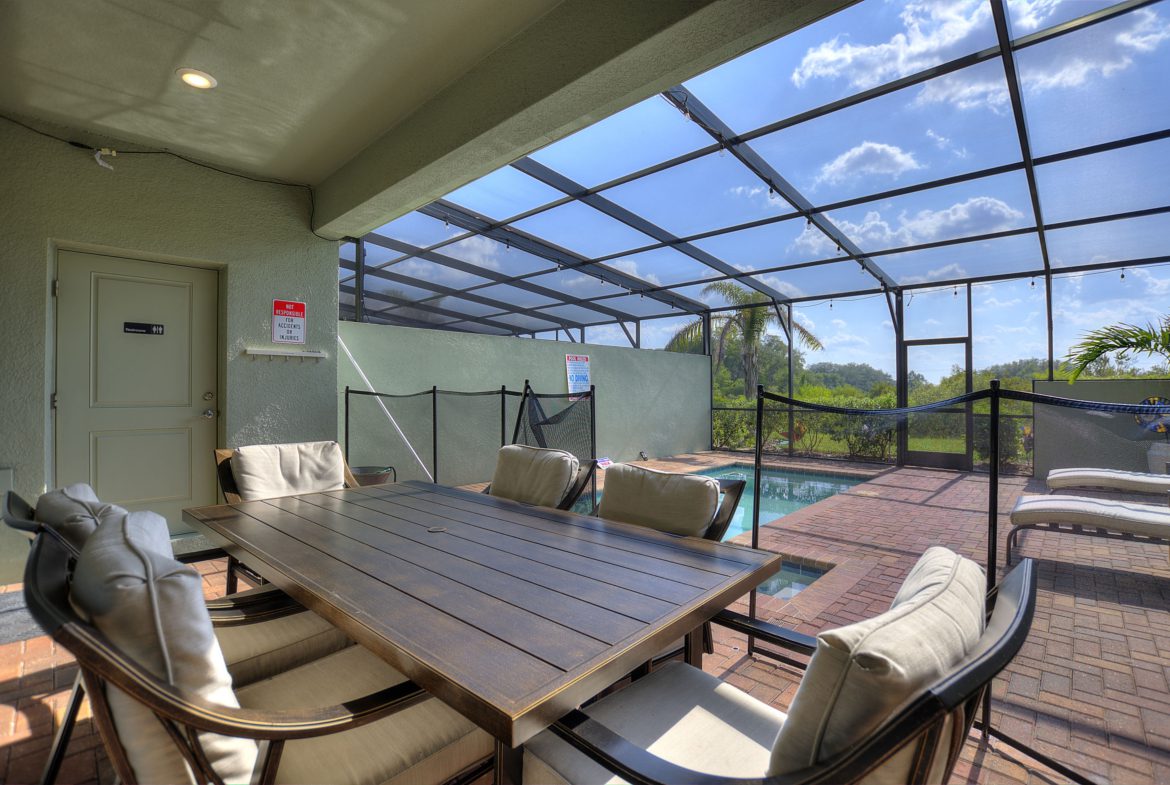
left=749, top=381, right=1170, bottom=785
left=342, top=381, right=596, bottom=493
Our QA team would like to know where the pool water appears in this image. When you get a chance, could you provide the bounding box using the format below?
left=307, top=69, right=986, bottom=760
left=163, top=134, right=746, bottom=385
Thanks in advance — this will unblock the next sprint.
left=758, top=560, right=826, bottom=599
left=696, top=464, right=861, bottom=541
left=575, top=464, right=860, bottom=542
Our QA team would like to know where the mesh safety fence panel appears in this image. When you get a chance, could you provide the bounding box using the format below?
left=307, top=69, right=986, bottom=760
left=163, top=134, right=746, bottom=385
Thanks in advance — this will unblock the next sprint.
left=435, top=390, right=516, bottom=487
left=513, top=387, right=596, bottom=508
left=345, top=390, right=435, bottom=483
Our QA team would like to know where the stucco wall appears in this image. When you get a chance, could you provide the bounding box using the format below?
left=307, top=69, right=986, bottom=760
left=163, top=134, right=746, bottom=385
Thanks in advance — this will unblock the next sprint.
left=338, top=322, right=710, bottom=487
left=0, top=121, right=339, bottom=581
left=1032, top=379, right=1170, bottom=477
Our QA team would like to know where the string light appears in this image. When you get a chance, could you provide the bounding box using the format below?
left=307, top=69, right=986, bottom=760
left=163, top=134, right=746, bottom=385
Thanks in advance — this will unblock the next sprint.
left=1030, top=277, right=1035, bottom=288
left=953, top=286, right=958, bottom=297
left=1120, top=267, right=1126, bottom=280
left=829, top=299, right=834, bottom=310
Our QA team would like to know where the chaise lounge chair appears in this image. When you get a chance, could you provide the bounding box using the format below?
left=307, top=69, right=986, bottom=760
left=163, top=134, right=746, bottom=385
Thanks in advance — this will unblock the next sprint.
left=1008, top=493, right=1170, bottom=564
left=1047, top=467, right=1170, bottom=499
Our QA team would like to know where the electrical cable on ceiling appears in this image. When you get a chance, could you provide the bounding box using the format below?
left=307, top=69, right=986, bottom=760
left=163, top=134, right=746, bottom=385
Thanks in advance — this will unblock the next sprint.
left=1, top=113, right=335, bottom=242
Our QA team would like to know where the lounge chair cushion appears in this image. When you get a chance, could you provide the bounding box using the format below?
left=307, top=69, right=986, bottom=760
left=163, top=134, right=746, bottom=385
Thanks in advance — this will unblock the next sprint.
left=1047, top=467, right=1170, bottom=495
left=232, top=441, right=346, bottom=500
left=597, top=463, right=719, bottom=537
left=34, top=483, right=126, bottom=551
left=490, top=445, right=579, bottom=508
left=236, top=645, right=493, bottom=785
left=70, top=510, right=257, bottom=785
left=1012, top=494, right=1170, bottom=539
left=523, top=660, right=786, bottom=784
left=216, top=606, right=352, bottom=688
left=768, top=546, right=985, bottom=777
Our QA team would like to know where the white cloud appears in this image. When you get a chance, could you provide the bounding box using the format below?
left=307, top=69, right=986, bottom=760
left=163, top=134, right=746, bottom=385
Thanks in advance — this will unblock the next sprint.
left=1008, top=0, right=1063, bottom=32
left=445, top=235, right=502, bottom=272
left=816, top=142, right=923, bottom=185
left=610, top=259, right=660, bottom=286
left=915, top=71, right=1009, bottom=113
left=1129, top=266, right=1170, bottom=295
left=727, top=185, right=786, bottom=211
left=758, top=275, right=807, bottom=299
left=901, top=262, right=968, bottom=285
left=795, top=311, right=817, bottom=332
left=791, top=1, right=992, bottom=91
left=793, top=196, right=1025, bottom=256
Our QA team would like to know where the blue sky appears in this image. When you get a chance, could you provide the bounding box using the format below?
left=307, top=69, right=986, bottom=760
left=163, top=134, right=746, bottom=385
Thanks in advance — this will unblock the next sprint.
left=350, top=0, right=1170, bottom=384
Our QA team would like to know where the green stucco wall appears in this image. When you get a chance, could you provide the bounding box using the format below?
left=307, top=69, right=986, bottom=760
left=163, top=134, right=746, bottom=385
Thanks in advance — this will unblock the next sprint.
left=338, top=322, right=710, bottom=487
left=1032, top=379, right=1170, bottom=478
left=0, top=121, right=339, bottom=581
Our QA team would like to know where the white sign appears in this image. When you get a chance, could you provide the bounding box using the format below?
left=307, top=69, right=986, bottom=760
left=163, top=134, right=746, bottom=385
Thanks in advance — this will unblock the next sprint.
left=566, top=354, right=590, bottom=395
left=272, top=299, right=306, bottom=344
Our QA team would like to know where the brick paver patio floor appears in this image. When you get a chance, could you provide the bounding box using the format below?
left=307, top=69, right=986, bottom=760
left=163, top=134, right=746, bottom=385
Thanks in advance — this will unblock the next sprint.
left=3, top=456, right=1168, bottom=784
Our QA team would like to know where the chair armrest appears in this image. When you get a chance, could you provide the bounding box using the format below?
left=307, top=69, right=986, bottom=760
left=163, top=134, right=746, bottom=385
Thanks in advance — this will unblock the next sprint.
left=66, top=622, right=429, bottom=740
left=206, top=588, right=305, bottom=625
left=712, top=609, right=817, bottom=656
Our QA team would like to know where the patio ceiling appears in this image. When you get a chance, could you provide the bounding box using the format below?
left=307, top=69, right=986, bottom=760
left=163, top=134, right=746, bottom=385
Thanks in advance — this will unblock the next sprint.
left=342, top=0, right=1170, bottom=346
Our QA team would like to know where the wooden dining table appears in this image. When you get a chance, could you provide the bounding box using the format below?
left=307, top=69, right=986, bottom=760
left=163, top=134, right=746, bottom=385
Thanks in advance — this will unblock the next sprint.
left=183, top=480, right=781, bottom=779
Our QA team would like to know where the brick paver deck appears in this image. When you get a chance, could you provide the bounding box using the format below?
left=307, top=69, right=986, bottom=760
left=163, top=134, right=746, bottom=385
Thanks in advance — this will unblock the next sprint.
left=3, top=456, right=1167, bottom=784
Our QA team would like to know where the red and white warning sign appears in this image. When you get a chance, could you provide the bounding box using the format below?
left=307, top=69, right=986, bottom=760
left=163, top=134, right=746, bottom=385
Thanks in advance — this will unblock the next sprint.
left=272, top=299, right=306, bottom=344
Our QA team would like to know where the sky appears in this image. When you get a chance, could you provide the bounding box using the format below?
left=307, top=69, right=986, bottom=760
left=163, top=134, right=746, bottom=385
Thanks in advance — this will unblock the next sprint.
left=347, top=0, right=1170, bottom=384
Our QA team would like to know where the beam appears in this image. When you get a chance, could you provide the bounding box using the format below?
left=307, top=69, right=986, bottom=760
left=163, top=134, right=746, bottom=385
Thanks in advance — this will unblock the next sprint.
left=314, top=0, right=856, bottom=238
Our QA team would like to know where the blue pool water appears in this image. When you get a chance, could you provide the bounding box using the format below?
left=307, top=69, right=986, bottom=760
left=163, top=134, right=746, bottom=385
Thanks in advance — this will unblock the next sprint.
left=696, top=464, right=861, bottom=541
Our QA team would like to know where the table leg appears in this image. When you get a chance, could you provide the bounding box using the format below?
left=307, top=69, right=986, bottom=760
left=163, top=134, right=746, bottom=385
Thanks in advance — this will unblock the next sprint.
left=684, top=629, right=703, bottom=669
left=494, top=739, right=523, bottom=785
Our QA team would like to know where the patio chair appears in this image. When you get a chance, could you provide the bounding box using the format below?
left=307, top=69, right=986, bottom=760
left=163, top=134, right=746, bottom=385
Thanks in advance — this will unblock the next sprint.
left=524, top=548, right=1037, bottom=785
left=215, top=440, right=360, bottom=591
left=485, top=444, right=597, bottom=509
left=23, top=510, right=493, bottom=785
left=1008, top=493, right=1170, bottom=564
left=595, top=463, right=746, bottom=661
left=1047, top=466, right=1170, bottom=499
left=6, top=489, right=351, bottom=785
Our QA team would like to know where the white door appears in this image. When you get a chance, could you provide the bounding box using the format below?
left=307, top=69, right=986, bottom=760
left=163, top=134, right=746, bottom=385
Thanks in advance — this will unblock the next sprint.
left=56, top=250, right=218, bottom=531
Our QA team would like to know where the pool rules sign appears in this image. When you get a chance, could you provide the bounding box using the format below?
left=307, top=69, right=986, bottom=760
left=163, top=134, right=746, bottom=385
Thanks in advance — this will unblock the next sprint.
left=272, top=299, right=306, bottom=344
left=566, top=354, right=590, bottom=395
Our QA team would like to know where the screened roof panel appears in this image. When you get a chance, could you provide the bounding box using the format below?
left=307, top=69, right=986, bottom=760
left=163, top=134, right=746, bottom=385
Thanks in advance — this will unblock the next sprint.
left=1017, top=5, right=1170, bottom=156
left=600, top=246, right=723, bottom=287
left=823, top=170, right=1034, bottom=253
left=362, top=243, right=406, bottom=267
left=1035, top=138, right=1170, bottom=223
left=526, top=269, right=629, bottom=300
left=749, top=261, right=875, bottom=300
left=480, top=312, right=567, bottom=332
left=594, top=293, right=685, bottom=319
left=532, top=303, right=617, bottom=325
left=602, top=151, right=792, bottom=235
left=670, top=283, right=733, bottom=309
left=752, top=58, right=1020, bottom=206
left=444, top=167, right=564, bottom=221
left=508, top=201, right=655, bottom=258
left=878, top=233, right=1044, bottom=284
left=443, top=320, right=513, bottom=336
left=388, top=258, right=495, bottom=290
left=438, top=235, right=558, bottom=277
left=471, top=284, right=563, bottom=309
left=373, top=211, right=460, bottom=249
left=682, top=0, right=998, bottom=136
left=1046, top=212, right=1170, bottom=269
left=529, top=95, right=711, bottom=187
left=690, top=218, right=843, bottom=272
left=397, top=296, right=507, bottom=319
left=1006, top=0, right=1116, bottom=34
left=362, top=276, right=446, bottom=303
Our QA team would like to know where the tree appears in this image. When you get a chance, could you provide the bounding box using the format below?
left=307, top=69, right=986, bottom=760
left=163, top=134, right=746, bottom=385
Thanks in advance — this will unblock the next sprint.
left=666, top=282, right=821, bottom=399
left=1065, top=317, right=1170, bottom=382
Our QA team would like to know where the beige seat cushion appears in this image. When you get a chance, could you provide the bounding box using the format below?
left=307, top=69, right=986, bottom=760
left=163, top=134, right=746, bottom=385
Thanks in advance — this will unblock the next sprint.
left=489, top=444, right=579, bottom=508
left=232, top=441, right=346, bottom=501
left=237, top=646, right=493, bottom=785
left=523, top=660, right=785, bottom=785
left=71, top=510, right=257, bottom=785
left=216, top=608, right=352, bottom=688
left=597, top=463, right=719, bottom=537
left=769, top=546, right=985, bottom=779
left=1012, top=494, right=1170, bottom=539
left=34, top=483, right=125, bottom=551
left=1048, top=467, right=1170, bottom=494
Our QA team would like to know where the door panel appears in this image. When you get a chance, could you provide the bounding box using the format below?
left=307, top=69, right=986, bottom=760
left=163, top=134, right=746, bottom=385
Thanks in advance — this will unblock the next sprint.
left=904, top=341, right=972, bottom=471
left=57, top=250, right=218, bottom=531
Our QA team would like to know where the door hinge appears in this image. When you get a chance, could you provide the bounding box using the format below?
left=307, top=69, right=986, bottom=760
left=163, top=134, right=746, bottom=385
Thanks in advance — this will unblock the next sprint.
left=50, top=392, right=57, bottom=410
left=51, top=279, right=59, bottom=297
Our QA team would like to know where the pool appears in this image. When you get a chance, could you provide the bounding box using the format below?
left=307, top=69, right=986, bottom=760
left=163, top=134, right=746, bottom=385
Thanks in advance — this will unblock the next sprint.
left=758, top=560, right=826, bottom=599
left=576, top=464, right=861, bottom=541
left=697, top=464, right=861, bottom=541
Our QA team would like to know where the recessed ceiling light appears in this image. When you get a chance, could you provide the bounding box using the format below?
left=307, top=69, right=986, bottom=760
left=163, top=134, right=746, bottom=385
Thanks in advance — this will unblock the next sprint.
left=177, top=68, right=217, bottom=89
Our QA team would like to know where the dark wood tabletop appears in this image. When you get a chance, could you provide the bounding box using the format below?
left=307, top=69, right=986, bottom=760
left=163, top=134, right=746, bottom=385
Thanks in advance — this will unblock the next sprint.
left=183, top=481, right=781, bottom=747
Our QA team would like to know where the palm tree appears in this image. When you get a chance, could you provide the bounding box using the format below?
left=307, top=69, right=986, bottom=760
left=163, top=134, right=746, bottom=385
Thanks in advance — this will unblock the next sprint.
left=1065, top=316, right=1170, bottom=382
left=666, top=281, right=822, bottom=399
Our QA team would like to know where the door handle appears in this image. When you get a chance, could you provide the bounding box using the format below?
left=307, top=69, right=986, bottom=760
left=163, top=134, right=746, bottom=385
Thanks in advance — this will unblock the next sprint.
left=202, top=409, right=215, bottom=419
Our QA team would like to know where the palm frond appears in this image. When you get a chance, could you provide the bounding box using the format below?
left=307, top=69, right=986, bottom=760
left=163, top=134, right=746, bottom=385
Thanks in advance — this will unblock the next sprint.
left=663, top=319, right=705, bottom=354
left=1065, top=317, right=1170, bottom=382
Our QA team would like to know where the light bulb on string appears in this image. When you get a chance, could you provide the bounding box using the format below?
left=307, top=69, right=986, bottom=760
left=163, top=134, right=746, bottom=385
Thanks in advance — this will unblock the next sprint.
left=1030, top=277, right=1035, bottom=288
left=1121, top=268, right=1126, bottom=280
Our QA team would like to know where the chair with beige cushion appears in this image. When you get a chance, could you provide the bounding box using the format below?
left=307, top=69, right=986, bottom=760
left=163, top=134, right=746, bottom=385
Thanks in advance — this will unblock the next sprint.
left=524, top=547, right=1037, bottom=785
left=7, top=487, right=351, bottom=785
left=24, top=509, right=494, bottom=785
left=486, top=444, right=598, bottom=510
left=215, top=441, right=360, bottom=592
left=596, top=463, right=746, bottom=662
